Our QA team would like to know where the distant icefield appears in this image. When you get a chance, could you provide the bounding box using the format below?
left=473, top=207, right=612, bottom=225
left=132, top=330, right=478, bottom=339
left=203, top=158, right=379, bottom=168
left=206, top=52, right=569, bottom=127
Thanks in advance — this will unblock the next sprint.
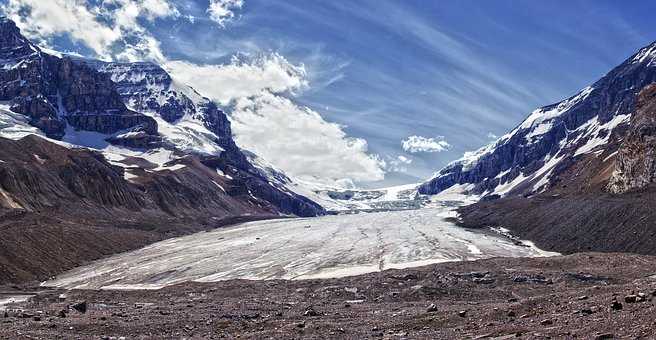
left=44, top=206, right=557, bottom=290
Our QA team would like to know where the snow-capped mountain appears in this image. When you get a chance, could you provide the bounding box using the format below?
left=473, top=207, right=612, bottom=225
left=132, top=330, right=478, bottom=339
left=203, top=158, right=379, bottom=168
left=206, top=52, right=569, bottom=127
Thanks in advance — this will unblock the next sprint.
left=419, top=41, right=656, bottom=199
left=0, top=17, right=323, bottom=218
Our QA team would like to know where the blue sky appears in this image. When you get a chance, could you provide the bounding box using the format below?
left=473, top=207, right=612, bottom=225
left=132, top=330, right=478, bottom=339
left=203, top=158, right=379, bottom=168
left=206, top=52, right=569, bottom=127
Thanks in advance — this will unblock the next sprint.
left=3, top=0, right=656, bottom=188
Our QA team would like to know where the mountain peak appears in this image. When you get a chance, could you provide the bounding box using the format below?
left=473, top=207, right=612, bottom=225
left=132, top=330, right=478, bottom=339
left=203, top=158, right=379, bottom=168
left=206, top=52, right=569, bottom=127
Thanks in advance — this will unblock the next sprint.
left=0, top=16, right=40, bottom=58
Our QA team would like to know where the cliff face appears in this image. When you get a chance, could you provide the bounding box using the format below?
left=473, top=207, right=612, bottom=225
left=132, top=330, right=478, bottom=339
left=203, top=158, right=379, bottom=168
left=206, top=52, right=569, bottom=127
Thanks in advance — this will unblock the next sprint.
left=608, top=84, right=656, bottom=193
left=0, top=19, right=158, bottom=141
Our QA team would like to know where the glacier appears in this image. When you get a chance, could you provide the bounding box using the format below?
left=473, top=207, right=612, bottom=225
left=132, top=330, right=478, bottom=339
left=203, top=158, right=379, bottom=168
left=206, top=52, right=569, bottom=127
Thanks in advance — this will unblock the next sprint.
left=43, top=204, right=557, bottom=290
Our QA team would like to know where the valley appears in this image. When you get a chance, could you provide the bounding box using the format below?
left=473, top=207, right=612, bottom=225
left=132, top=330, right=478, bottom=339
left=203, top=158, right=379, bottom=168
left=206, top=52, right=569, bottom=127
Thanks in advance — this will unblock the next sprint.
left=1, top=5, right=656, bottom=339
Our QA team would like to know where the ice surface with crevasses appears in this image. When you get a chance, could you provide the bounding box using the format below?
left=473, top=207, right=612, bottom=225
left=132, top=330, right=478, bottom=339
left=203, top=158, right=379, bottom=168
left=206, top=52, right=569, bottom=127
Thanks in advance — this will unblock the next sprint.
left=43, top=205, right=558, bottom=290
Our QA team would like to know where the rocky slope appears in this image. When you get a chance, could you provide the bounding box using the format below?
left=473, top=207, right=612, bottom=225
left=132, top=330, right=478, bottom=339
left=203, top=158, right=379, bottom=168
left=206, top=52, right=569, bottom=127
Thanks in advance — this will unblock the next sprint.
left=3, top=253, right=656, bottom=339
left=419, top=41, right=656, bottom=199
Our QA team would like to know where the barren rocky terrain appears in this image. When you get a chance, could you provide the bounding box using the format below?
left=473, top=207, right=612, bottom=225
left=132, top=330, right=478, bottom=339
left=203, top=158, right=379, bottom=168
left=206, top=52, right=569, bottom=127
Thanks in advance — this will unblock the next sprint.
left=2, top=253, right=656, bottom=339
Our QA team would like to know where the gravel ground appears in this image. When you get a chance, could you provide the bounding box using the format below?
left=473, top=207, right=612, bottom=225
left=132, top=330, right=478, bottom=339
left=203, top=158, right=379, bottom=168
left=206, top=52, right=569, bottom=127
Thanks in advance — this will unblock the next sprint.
left=2, top=252, right=656, bottom=339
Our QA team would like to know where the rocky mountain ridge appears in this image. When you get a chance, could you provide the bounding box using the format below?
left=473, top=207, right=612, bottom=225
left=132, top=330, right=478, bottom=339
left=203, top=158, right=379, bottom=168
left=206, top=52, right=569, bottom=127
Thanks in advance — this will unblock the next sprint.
left=419, top=40, right=656, bottom=199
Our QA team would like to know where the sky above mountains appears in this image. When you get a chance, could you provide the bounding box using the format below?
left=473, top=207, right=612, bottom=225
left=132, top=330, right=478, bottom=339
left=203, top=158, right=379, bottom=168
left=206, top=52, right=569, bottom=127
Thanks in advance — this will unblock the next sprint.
left=2, top=0, right=656, bottom=188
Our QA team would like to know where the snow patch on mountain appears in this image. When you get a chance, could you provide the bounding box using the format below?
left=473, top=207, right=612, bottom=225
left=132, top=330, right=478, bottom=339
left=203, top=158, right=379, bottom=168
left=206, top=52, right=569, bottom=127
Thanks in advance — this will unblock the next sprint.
left=573, top=114, right=630, bottom=156
left=0, top=103, right=43, bottom=139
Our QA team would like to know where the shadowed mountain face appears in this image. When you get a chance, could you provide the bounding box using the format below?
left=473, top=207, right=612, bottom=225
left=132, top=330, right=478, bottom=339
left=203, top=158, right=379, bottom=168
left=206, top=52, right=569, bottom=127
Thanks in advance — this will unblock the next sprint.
left=0, top=18, right=325, bottom=284
left=419, top=41, right=656, bottom=199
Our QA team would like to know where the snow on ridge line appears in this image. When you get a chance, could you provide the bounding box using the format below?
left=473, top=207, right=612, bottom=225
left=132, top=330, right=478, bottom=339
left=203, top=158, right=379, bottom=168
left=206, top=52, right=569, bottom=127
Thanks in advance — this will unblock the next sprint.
left=633, top=43, right=656, bottom=65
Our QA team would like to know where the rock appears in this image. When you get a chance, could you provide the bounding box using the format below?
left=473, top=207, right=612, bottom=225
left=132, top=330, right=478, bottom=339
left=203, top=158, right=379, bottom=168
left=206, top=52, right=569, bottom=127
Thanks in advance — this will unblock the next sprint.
left=624, top=295, right=637, bottom=303
left=32, top=316, right=41, bottom=322
left=472, top=277, right=495, bottom=284
left=540, top=319, right=553, bottom=326
left=610, top=300, right=623, bottom=311
left=296, top=322, right=305, bottom=328
left=303, top=307, right=319, bottom=317
left=393, top=274, right=418, bottom=281
left=594, top=334, right=614, bottom=340
left=426, top=304, right=438, bottom=313
left=458, top=310, right=467, bottom=317
left=71, top=301, right=88, bottom=314
left=580, top=308, right=595, bottom=315
left=19, top=312, right=34, bottom=319
left=577, top=295, right=588, bottom=301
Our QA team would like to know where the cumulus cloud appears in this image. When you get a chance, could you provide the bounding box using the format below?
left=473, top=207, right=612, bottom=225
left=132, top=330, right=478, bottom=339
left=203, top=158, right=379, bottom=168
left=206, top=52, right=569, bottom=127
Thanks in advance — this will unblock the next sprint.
left=207, top=0, right=244, bottom=27
left=1, top=0, right=179, bottom=61
left=402, top=135, right=451, bottom=153
left=167, top=53, right=385, bottom=186
left=165, top=53, right=307, bottom=105
left=231, top=91, right=385, bottom=185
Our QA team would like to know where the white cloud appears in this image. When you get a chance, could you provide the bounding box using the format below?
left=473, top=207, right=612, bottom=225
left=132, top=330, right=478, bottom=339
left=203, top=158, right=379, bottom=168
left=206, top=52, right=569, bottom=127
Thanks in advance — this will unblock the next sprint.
left=165, top=53, right=307, bottom=104
left=207, top=0, right=244, bottom=27
left=382, top=155, right=413, bottom=173
left=2, top=0, right=179, bottom=61
left=402, top=136, right=451, bottom=153
left=397, top=155, right=413, bottom=164
left=167, top=53, right=385, bottom=186
left=231, top=92, right=385, bottom=185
